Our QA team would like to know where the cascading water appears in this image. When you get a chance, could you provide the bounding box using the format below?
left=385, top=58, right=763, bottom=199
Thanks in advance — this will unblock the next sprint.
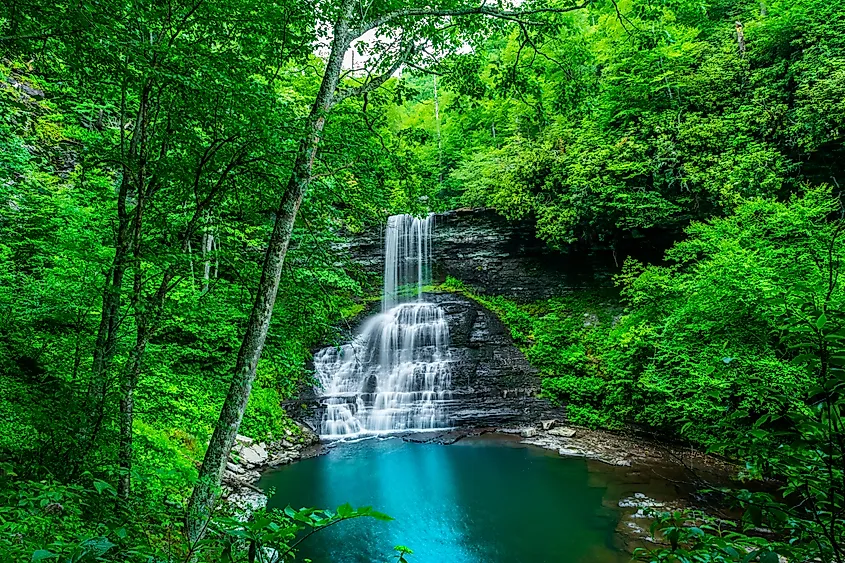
left=314, top=214, right=452, bottom=438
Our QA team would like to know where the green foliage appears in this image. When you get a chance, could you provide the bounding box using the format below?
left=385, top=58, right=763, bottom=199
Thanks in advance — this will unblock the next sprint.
left=440, top=277, right=625, bottom=428
left=394, top=544, right=415, bottom=562
left=450, top=187, right=845, bottom=561
left=0, top=463, right=391, bottom=563
left=633, top=509, right=784, bottom=563
left=459, top=187, right=843, bottom=444
left=637, top=259, right=845, bottom=561
left=0, top=1, right=396, bottom=556
left=397, top=0, right=845, bottom=248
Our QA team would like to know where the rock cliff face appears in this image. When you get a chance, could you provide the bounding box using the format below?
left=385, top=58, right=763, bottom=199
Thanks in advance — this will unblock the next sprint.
left=425, top=292, right=563, bottom=426
left=342, top=207, right=631, bottom=302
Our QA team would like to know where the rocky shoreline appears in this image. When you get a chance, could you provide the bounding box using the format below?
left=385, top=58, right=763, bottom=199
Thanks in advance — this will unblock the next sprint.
left=223, top=419, right=736, bottom=523
left=222, top=422, right=322, bottom=512
left=395, top=420, right=735, bottom=474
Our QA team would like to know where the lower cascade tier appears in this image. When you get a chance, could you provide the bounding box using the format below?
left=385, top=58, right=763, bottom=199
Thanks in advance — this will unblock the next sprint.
left=314, top=302, right=453, bottom=438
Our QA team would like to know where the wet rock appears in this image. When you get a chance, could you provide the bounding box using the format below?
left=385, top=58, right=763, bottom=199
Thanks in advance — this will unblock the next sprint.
left=223, top=468, right=261, bottom=490
left=299, top=292, right=566, bottom=430
left=520, top=427, right=538, bottom=438
left=548, top=426, right=576, bottom=438
left=7, top=76, right=46, bottom=100
left=267, top=448, right=302, bottom=467
left=401, top=427, right=495, bottom=445
left=296, top=421, right=320, bottom=446
left=343, top=208, right=633, bottom=302
left=522, top=427, right=649, bottom=468
left=226, top=461, right=245, bottom=474
left=226, top=489, right=266, bottom=515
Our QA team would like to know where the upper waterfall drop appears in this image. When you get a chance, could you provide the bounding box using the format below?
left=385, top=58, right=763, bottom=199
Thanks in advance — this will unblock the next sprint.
left=314, top=213, right=453, bottom=439
left=382, top=213, right=434, bottom=310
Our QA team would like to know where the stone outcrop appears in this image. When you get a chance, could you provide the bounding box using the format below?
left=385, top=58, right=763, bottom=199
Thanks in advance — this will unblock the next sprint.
left=425, top=292, right=564, bottom=426
left=222, top=423, right=321, bottom=508
left=297, top=208, right=669, bottom=432
left=340, top=208, right=668, bottom=302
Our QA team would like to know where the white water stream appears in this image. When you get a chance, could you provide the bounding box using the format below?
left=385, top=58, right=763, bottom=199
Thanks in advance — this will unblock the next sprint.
left=314, top=214, right=453, bottom=438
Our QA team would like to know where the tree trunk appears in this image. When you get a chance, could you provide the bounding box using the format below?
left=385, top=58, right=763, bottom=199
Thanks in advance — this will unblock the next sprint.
left=736, top=21, right=746, bottom=57
left=84, top=80, right=152, bottom=455
left=117, top=169, right=149, bottom=502
left=184, top=2, right=353, bottom=547
left=88, top=175, right=131, bottom=405
left=202, top=216, right=213, bottom=293
left=118, top=273, right=171, bottom=501
left=79, top=171, right=132, bottom=474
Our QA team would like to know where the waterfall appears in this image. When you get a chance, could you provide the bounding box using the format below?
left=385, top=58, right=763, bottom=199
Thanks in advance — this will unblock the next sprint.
left=382, top=213, right=433, bottom=310
left=314, top=214, right=452, bottom=438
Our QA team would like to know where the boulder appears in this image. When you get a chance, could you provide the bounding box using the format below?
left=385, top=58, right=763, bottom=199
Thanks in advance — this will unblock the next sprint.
left=296, top=421, right=320, bottom=446
left=549, top=426, right=576, bottom=438
left=520, top=427, right=538, bottom=438
left=235, top=434, right=254, bottom=446
left=540, top=419, right=557, bottom=430
left=240, top=443, right=268, bottom=467
left=226, top=461, right=245, bottom=475
left=267, top=450, right=300, bottom=468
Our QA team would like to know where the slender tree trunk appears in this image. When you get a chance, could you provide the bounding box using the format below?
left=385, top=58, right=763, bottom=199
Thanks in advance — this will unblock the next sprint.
left=84, top=80, right=152, bottom=456
left=735, top=21, right=746, bottom=57
left=117, top=165, right=148, bottom=501
left=184, top=3, right=353, bottom=546
left=202, top=215, right=213, bottom=293
left=118, top=273, right=171, bottom=501
left=434, top=75, right=442, bottom=184
left=81, top=173, right=131, bottom=467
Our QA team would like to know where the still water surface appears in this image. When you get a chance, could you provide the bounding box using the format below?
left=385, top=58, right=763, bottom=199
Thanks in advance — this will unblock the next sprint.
left=258, top=436, right=640, bottom=563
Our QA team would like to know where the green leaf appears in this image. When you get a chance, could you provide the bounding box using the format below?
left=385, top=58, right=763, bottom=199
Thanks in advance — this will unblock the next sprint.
left=93, top=479, right=116, bottom=496
left=337, top=503, right=353, bottom=518
left=369, top=510, right=394, bottom=522
left=31, top=550, right=57, bottom=562
left=81, top=537, right=117, bottom=556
